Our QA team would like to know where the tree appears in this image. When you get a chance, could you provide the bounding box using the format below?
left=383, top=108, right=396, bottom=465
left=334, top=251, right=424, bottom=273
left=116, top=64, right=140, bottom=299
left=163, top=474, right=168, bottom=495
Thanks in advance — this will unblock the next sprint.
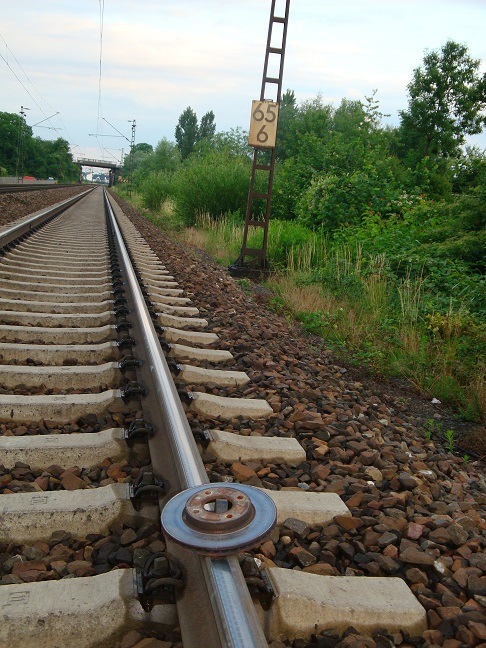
left=272, top=95, right=404, bottom=222
left=175, top=107, right=199, bottom=159
left=28, top=138, right=79, bottom=181
left=0, top=112, right=79, bottom=180
left=198, top=110, right=216, bottom=141
left=175, top=108, right=217, bottom=159
left=0, top=111, right=32, bottom=175
left=152, top=138, right=180, bottom=172
left=399, top=41, right=486, bottom=162
left=363, top=89, right=391, bottom=128
left=275, top=89, right=298, bottom=160
left=122, top=143, right=154, bottom=176
left=134, top=142, right=153, bottom=155
left=210, top=128, right=251, bottom=157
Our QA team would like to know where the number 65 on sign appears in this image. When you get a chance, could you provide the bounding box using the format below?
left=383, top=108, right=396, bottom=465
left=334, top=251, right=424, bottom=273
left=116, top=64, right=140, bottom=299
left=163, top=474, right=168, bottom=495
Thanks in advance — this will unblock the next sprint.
left=248, top=100, right=279, bottom=148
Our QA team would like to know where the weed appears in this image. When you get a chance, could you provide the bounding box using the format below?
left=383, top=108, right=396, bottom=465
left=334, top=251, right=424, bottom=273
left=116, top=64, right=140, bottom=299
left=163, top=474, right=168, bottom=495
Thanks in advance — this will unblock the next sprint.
left=174, top=213, right=242, bottom=266
left=267, top=293, right=287, bottom=314
left=296, top=311, right=326, bottom=336
left=444, top=428, right=456, bottom=453
left=398, top=272, right=424, bottom=324
left=422, top=418, right=442, bottom=441
left=352, top=343, right=385, bottom=369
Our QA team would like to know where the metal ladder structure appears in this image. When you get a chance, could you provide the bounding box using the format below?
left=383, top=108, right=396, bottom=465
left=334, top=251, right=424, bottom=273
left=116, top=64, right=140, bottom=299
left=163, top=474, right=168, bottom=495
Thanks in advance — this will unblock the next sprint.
left=127, top=119, right=136, bottom=197
left=230, top=0, right=290, bottom=273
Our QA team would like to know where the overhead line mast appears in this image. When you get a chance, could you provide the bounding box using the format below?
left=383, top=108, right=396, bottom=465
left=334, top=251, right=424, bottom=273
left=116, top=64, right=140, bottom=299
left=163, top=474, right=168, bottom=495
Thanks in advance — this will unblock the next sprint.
left=127, top=119, right=136, bottom=197
left=230, top=0, right=290, bottom=275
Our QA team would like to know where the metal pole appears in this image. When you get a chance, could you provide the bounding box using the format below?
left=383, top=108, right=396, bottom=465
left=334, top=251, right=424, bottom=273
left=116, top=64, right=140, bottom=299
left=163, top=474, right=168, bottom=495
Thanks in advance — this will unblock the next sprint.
left=128, top=120, right=136, bottom=196
left=16, top=107, right=29, bottom=183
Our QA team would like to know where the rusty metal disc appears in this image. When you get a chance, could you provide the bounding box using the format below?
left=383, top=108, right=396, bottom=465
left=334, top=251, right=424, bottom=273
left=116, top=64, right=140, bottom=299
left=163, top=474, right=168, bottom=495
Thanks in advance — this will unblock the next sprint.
left=161, top=483, right=277, bottom=557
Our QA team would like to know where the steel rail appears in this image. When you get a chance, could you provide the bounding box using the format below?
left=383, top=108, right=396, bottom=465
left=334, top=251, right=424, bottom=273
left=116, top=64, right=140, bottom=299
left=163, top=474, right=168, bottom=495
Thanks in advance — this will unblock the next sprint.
left=104, top=190, right=268, bottom=648
left=0, top=187, right=94, bottom=247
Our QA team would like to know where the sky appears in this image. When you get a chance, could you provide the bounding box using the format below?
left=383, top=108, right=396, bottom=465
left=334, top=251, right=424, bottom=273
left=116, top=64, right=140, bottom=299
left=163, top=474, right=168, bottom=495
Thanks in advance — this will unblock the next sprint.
left=1, top=0, right=485, bottom=170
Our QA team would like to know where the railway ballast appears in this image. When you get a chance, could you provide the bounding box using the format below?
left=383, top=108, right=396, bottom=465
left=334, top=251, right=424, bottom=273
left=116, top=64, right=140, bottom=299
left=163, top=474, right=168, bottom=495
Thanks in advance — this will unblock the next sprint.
left=0, top=187, right=483, bottom=648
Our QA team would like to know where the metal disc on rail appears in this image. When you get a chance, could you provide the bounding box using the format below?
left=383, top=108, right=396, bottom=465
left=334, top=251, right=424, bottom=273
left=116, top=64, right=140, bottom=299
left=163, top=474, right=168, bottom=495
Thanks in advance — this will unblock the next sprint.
left=161, top=483, right=277, bottom=557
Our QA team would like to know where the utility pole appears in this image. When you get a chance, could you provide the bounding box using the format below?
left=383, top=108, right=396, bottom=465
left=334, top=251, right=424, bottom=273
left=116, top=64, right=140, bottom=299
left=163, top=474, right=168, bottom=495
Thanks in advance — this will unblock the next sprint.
left=16, top=106, right=30, bottom=183
left=230, top=0, right=290, bottom=275
left=117, top=147, right=124, bottom=186
left=127, top=120, right=136, bottom=197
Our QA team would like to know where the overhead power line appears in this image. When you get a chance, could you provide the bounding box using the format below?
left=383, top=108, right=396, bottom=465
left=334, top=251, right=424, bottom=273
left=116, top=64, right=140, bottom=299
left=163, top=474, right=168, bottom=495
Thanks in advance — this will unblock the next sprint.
left=0, top=33, right=65, bottom=138
left=0, top=52, right=48, bottom=119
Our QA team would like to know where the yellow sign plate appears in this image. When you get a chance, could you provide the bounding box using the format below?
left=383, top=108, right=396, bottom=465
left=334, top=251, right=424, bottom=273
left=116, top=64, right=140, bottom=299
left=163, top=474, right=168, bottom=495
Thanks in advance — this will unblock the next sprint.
left=248, top=100, right=279, bottom=148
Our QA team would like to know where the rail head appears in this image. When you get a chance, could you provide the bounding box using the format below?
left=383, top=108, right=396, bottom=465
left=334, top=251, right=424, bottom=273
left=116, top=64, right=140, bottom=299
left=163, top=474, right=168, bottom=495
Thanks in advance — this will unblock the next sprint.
left=104, top=189, right=270, bottom=648
left=0, top=187, right=95, bottom=248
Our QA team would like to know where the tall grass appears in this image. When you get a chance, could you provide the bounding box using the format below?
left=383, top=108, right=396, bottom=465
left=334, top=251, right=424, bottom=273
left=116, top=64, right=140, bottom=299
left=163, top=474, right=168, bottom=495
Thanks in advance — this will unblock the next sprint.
left=178, top=213, right=243, bottom=265
left=269, top=240, right=485, bottom=421
left=398, top=272, right=424, bottom=324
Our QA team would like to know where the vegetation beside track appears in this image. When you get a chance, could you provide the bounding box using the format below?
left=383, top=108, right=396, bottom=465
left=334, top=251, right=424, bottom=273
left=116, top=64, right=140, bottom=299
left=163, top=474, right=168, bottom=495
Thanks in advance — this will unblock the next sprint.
left=0, top=111, right=79, bottom=181
left=115, top=40, right=486, bottom=423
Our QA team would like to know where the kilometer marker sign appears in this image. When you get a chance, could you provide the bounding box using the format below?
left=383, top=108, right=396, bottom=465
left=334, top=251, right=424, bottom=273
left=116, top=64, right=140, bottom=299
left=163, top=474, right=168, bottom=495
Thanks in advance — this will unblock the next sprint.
left=248, top=100, right=279, bottom=148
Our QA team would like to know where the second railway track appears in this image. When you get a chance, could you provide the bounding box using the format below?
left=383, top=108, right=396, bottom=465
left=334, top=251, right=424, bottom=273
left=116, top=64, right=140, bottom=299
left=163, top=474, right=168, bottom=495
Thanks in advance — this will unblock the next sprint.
left=0, top=186, right=482, bottom=648
left=0, top=183, right=82, bottom=194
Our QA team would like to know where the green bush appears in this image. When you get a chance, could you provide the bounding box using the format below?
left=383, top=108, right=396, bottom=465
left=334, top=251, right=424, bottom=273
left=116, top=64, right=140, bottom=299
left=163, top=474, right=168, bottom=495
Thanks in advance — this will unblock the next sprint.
left=272, top=157, right=312, bottom=220
left=140, top=171, right=175, bottom=211
left=432, top=231, right=485, bottom=272
left=296, top=164, right=408, bottom=232
left=172, top=149, right=251, bottom=225
left=244, top=219, right=319, bottom=267
left=267, top=220, right=318, bottom=265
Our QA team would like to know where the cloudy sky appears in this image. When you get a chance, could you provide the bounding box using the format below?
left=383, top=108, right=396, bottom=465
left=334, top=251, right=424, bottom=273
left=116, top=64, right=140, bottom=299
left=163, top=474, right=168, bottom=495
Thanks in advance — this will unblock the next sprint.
left=2, top=0, right=485, bottom=166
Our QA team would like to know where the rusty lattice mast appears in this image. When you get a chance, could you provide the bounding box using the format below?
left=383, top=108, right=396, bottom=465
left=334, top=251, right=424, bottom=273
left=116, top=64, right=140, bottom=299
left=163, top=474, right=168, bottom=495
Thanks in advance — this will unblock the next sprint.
left=230, top=0, right=290, bottom=274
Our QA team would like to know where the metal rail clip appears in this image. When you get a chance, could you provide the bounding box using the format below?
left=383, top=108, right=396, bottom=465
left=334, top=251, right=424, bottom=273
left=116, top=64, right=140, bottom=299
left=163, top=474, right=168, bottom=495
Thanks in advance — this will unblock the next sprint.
left=136, top=551, right=184, bottom=611
left=129, top=470, right=167, bottom=510
left=124, top=418, right=154, bottom=445
left=119, top=356, right=141, bottom=372
left=117, top=336, right=136, bottom=350
left=121, top=381, right=146, bottom=402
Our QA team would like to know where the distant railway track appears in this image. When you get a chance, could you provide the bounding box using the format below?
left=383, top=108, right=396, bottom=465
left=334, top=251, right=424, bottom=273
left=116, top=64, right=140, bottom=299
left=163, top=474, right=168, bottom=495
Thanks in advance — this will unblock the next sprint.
left=0, top=187, right=428, bottom=647
left=0, top=183, right=83, bottom=194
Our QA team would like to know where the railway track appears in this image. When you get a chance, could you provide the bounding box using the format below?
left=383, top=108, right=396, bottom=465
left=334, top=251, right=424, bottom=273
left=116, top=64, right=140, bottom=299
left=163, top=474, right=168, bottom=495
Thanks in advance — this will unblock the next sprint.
left=0, top=185, right=442, bottom=647
left=0, top=183, right=81, bottom=194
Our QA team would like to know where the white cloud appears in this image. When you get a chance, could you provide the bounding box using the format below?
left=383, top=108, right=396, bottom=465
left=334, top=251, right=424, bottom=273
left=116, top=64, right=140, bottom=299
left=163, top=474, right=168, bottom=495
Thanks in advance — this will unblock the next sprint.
left=1, top=0, right=485, bottom=152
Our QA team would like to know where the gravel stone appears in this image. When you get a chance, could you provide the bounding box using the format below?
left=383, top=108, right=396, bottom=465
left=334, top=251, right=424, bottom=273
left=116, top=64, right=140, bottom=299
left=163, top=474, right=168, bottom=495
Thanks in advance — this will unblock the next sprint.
left=78, top=190, right=486, bottom=648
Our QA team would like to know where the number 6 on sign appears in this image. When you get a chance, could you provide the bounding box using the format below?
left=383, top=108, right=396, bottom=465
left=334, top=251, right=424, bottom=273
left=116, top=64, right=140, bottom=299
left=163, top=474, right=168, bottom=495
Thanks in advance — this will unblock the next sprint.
left=248, top=100, right=279, bottom=148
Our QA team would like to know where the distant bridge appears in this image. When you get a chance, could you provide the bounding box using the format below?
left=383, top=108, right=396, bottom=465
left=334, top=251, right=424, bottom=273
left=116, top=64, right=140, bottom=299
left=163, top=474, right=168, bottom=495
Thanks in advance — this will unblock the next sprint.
left=76, top=158, right=121, bottom=170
